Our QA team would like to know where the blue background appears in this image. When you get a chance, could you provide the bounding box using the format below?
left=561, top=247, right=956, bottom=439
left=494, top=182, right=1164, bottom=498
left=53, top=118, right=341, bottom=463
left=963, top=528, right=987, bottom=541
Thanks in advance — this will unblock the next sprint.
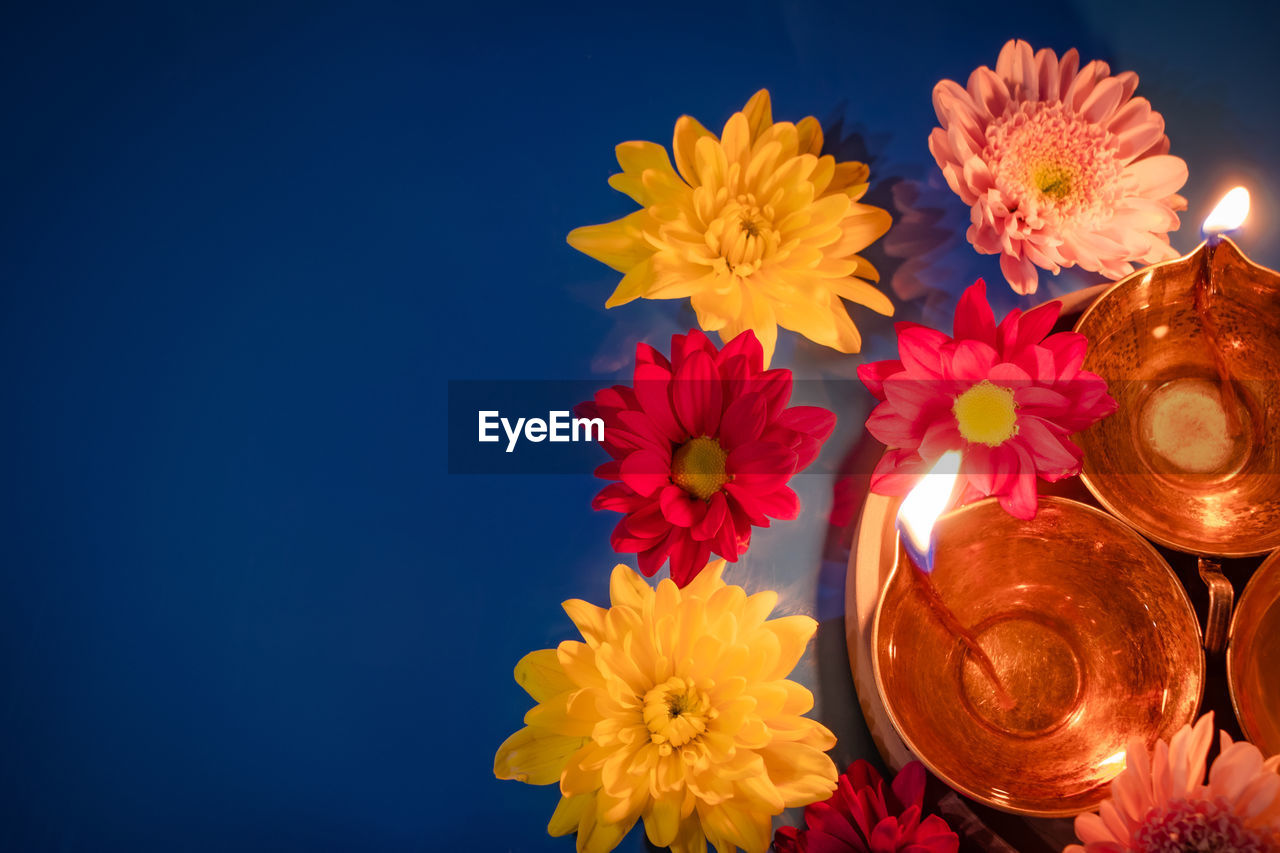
left=2, top=1, right=1277, bottom=850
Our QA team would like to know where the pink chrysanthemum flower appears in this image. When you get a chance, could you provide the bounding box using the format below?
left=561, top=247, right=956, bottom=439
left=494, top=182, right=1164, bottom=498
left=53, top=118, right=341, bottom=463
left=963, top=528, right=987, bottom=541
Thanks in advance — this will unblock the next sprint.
left=774, top=760, right=959, bottom=853
left=857, top=279, right=1116, bottom=519
left=1066, top=713, right=1280, bottom=853
left=929, top=39, right=1189, bottom=294
left=581, top=329, right=835, bottom=586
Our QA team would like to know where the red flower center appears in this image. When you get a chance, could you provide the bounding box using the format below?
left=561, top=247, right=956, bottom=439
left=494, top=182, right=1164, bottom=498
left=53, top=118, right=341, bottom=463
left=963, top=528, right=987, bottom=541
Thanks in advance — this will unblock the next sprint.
left=671, top=437, right=730, bottom=501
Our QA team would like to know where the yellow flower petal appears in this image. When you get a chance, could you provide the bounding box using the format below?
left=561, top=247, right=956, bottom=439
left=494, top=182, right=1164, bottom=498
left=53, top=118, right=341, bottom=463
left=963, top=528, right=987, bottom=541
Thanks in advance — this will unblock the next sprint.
left=603, top=255, right=656, bottom=308
left=515, top=648, right=574, bottom=703
left=739, top=89, right=773, bottom=143
left=566, top=211, right=654, bottom=273
left=548, top=792, right=592, bottom=837
left=829, top=275, right=894, bottom=314
left=759, top=740, right=839, bottom=805
left=673, top=115, right=714, bottom=186
left=563, top=598, right=608, bottom=645
left=698, top=799, right=772, bottom=853
left=795, top=115, right=824, bottom=156
left=608, top=563, right=652, bottom=609
left=642, top=792, right=689, bottom=847
left=761, top=614, right=818, bottom=678
left=494, top=726, right=586, bottom=785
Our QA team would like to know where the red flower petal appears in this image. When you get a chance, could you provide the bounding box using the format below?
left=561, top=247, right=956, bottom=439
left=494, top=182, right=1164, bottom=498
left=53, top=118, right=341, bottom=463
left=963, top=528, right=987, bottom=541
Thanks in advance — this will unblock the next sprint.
left=635, top=341, right=671, bottom=372
left=898, top=324, right=952, bottom=377
left=713, top=508, right=745, bottom=560
left=672, top=349, right=721, bottom=438
left=633, top=362, right=686, bottom=444
left=716, top=328, right=763, bottom=374
left=719, top=391, right=768, bottom=450
left=997, top=442, right=1039, bottom=519
left=987, top=362, right=1031, bottom=385
left=623, top=501, right=673, bottom=539
left=1011, top=300, right=1061, bottom=351
left=619, top=450, right=671, bottom=497
left=857, top=358, right=904, bottom=402
left=1018, top=416, right=1082, bottom=477
left=667, top=535, right=713, bottom=586
left=790, top=434, right=822, bottom=471
left=727, top=442, right=798, bottom=492
left=960, top=443, right=995, bottom=496
left=778, top=405, right=837, bottom=443
left=611, top=515, right=659, bottom=553
left=953, top=279, right=997, bottom=346
left=692, top=491, right=729, bottom=541
left=659, top=484, right=706, bottom=528
left=755, top=368, right=793, bottom=423
left=945, top=339, right=998, bottom=381
left=591, top=482, right=643, bottom=512
left=890, top=761, right=926, bottom=813
left=751, top=484, right=800, bottom=520
left=870, top=448, right=933, bottom=496
left=917, top=418, right=961, bottom=461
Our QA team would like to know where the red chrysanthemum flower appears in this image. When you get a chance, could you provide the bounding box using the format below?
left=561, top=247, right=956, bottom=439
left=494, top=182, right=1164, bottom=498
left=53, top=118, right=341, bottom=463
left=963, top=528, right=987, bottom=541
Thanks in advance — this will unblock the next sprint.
left=774, top=760, right=960, bottom=853
left=857, top=279, right=1116, bottom=519
left=580, top=328, right=835, bottom=587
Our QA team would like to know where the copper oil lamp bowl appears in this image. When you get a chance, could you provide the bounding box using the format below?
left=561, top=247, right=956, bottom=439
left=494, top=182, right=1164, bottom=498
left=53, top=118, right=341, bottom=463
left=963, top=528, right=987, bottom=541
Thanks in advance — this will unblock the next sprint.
left=1074, top=236, right=1280, bottom=557
left=1228, top=547, right=1280, bottom=758
left=872, top=497, right=1205, bottom=817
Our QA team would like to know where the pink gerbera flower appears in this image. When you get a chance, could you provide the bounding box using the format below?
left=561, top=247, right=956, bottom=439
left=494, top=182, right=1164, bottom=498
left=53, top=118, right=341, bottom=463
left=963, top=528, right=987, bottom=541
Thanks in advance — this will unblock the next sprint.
left=1067, top=713, right=1280, bottom=853
left=581, top=328, right=835, bottom=586
left=774, top=760, right=960, bottom=853
left=930, top=39, right=1189, bottom=294
left=857, top=279, right=1116, bottom=519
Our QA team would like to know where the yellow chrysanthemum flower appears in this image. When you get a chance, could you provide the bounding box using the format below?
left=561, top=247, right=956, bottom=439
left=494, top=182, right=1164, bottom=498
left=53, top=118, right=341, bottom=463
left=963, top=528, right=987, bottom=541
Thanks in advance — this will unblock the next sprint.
left=493, top=562, right=838, bottom=853
left=568, top=89, right=894, bottom=367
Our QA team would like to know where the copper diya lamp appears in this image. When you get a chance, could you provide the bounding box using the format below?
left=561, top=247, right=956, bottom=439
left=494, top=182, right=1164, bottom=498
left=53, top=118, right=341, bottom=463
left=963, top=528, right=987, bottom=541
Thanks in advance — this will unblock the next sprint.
left=1228, top=547, right=1280, bottom=757
left=871, top=456, right=1204, bottom=816
left=1073, top=188, right=1280, bottom=657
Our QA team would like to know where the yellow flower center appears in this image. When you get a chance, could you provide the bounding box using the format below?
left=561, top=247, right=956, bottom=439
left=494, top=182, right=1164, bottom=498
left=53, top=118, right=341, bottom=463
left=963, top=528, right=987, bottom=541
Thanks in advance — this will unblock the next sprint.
left=1032, top=162, right=1074, bottom=200
left=671, top=437, right=730, bottom=501
left=953, top=381, right=1019, bottom=446
left=705, top=193, right=780, bottom=277
left=642, top=676, right=716, bottom=753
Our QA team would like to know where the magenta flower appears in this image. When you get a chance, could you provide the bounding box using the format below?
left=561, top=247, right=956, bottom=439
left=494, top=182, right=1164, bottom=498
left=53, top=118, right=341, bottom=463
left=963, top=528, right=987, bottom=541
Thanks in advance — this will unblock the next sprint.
left=774, top=760, right=959, bottom=853
left=930, top=39, right=1188, bottom=294
left=858, top=279, right=1116, bottom=519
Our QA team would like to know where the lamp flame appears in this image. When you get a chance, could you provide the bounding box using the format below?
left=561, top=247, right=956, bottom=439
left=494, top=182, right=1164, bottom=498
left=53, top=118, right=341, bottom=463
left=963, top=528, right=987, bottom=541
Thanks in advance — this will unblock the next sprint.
left=896, top=451, right=962, bottom=572
left=1202, top=186, right=1250, bottom=238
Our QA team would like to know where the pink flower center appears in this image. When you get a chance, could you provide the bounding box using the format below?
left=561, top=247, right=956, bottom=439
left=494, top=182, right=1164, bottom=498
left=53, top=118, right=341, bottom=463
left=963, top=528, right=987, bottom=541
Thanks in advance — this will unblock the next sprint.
left=953, top=381, right=1019, bottom=446
left=984, top=102, right=1122, bottom=223
left=1135, top=797, right=1276, bottom=853
left=672, top=437, right=730, bottom=501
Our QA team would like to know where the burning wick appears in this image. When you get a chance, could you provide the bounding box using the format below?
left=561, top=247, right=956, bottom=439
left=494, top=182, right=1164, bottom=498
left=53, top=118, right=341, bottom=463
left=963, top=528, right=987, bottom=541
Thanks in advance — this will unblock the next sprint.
left=1196, top=187, right=1253, bottom=438
left=897, top=452, right=1016, bottom=711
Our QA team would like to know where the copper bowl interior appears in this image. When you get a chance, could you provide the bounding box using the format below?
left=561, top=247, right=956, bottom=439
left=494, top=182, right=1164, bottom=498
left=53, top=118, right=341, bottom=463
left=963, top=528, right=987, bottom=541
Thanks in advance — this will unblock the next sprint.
left=1074, top=238, right=1280, bottom=556
left=1227, top=549, right=1280, bottom=757
left=873, top=497, right=1204, bottom=816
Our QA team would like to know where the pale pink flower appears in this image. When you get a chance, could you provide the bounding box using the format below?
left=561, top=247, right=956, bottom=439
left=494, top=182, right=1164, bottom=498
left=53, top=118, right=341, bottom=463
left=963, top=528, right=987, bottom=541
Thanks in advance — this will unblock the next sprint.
left=1066, top=713, right=1280, bottom=853
left=930, top=39, right=1189, bottom=294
